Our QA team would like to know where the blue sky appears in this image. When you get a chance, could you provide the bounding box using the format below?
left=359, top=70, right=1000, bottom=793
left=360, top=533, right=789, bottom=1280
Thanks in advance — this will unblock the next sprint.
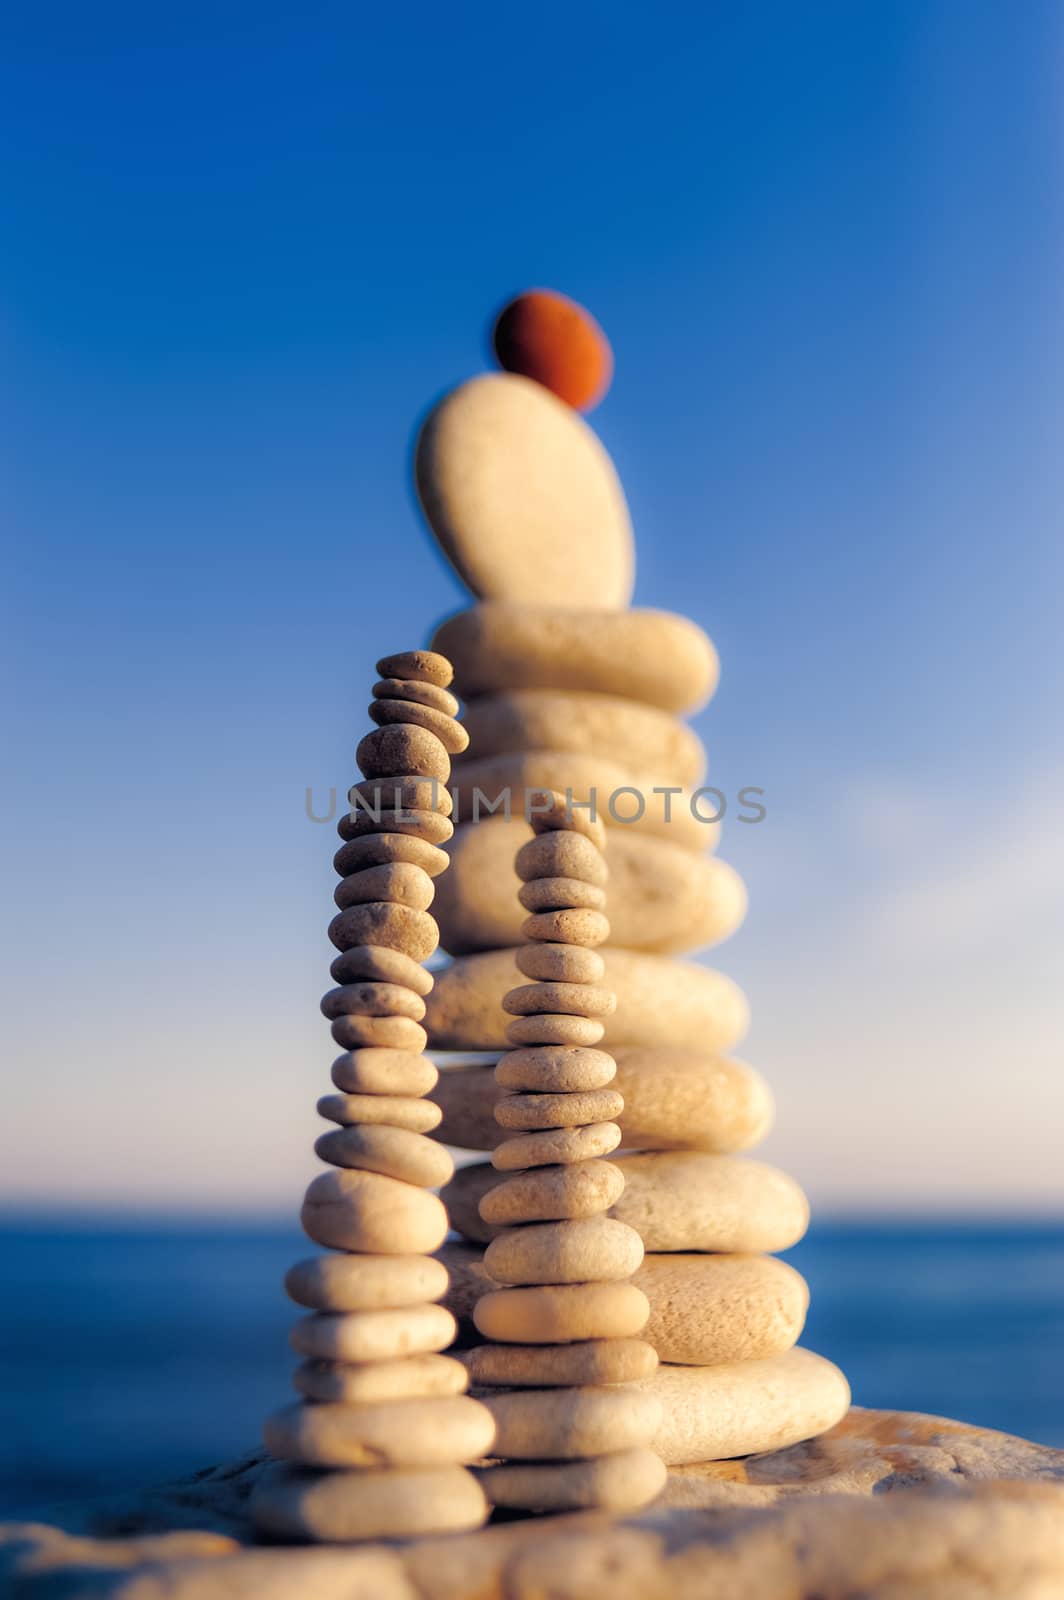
left=3, top=0, right=1062, bottom=1211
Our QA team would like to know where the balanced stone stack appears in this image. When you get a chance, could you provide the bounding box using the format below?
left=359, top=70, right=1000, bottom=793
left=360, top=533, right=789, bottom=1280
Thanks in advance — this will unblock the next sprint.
left=467, top=792, right=666, bottom=1514
left=414, top=291, right=850, bottom=1470
left=251, top=651, right=496, bottom=1543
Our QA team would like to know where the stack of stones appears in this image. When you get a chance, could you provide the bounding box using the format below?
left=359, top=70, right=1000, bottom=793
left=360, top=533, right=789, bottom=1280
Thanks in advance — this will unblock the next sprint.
left=412, top=292, right=850, bottom=1472
left=466, top=792, right=666, bottom=1514
left=251, top=651, right=497, bottom=1543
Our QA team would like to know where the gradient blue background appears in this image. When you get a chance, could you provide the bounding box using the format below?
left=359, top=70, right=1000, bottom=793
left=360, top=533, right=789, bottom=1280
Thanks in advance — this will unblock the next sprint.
left=2, top=0, right=1063, bottom=1507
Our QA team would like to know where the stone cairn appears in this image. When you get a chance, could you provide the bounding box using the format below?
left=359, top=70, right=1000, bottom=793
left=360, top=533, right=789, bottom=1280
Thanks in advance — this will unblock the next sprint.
left=468, top=792, right=666, bottom=1513
left=251, top=650, right=497, bottom=1543
left=413, top=291, right=851, bottom=1477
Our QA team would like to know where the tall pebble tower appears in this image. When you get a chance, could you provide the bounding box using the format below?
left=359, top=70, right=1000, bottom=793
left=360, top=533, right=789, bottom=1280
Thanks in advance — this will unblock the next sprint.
left=251, top=650, right=497, bottom=1543
left=416, top=292, right=851, bottom=1477
left=469, top=792, right=666, bottom=1513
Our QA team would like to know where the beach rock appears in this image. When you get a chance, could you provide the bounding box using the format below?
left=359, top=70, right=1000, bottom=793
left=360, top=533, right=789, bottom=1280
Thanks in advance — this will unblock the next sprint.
left=609, top=1152, right=808, bottom=1252
left=474, top=1281, right=650, bottom=1343
left=483, top=1216, right=644, bottom=1285
left=330, top=1048, right=438, bottom=1097
left=478, top=1158, right=626, bottom=1228
left=314, top=1124, right=455, bottom=1188
left=414, top=373, right=634, bottom=608
left=293, top=1353, right=468, bottom=1404
left=337, top=804, right=454, bottom=846
left=251, top=1460, right=488, bottom=1541
left=495, top=1044, right=617, bottom=1092
left=356, top=725, right=451, bottom=783
left=514, top=828, right=608, bottom=886
left=504, top=1012, right=606, bottom=1047
left=459, top=690, right=706, bottom=787
left=328, top=1012, right=428, bottom=1053
left=633, top=1253, right=808, bottom=1364
left=300, top=1168, right=448, bottom=1255
left=289, top=1304, right=457, bottom=1362
left=372, top=676, right=459, bottom=716
left=262, top=1395, right=495, bottom=1469
left=432, top=603, right=719, bottom=713
left=478, top=1448, right=669, bottom=1515
left=463, top=1338, right=658, bottom=1388
left=322, top=939, right=438, bottom=990
left=520, top=910, right=611, bottom=950
left=502, top=980, right=615, bottom=1018
left=376, top=649, right=454, bottom=688
left=491, top=288, right=613, bottom=410
left=368, top=697, right=469, bottom=755
left=513, top=942, right=607, bottom=983
left=319, top=981, right=427, bottom=1022
left=517, top=875, right=608, bottom=913
left=641, top=1348, right=851, bottom=1465
left=347, top=774, right=453, bottom=818
left=482, top=1388, right=663, bottom=1460
left=284, top=1253, right=449, bottom=1312
left=327, top=902, right=439, bottom=962
left=490, top=1121, right=622, bottom=1170
left=423, top=948, right=748, bottom=1053
left=493, top=1087, right=625, bottom=1129
left=331, top=861, right=435, bottom=913
left=316, top=1092, right=443, bottom=1133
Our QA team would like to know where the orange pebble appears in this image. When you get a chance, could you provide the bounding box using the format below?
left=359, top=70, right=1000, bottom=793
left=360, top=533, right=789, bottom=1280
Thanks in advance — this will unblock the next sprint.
left=491, top=289, right=613, bottom=411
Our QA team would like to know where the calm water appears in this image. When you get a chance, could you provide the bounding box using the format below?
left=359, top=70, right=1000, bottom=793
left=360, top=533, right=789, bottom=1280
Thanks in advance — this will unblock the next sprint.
left=1, top=1219, right=1061, bottom=1514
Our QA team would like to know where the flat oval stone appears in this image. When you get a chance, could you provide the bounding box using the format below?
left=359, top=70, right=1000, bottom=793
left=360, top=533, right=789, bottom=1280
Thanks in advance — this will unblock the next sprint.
left=515, top=938, right=609, bottom=984
left=515, top=830, right=607, bottom=886
left=525, top=789, right=607, bottom=850
left=320, top=983, right=426, bottom=1022
left=335, top=832, right=450, bottom=881
left=483, top=1216, right=643, bottom=1285
left=290, top=1304, right=457, bottom=1362
left=357, top=725, right=451, bottom=782
left=634, top=1254, right=808, bottom=1364
left=474, top=1282, right=650, bottom=1343
left=424, top=948, right=748, bottom=1053
left=414, top=373, right=634, bottom=609
left=480, top=1159, right=625, bottom=1226
left=333, top=862, right=435, bottom=913
left=477, top=1447, right=667, bottom=1514
left=330, top=1048, right=438, bottom=1097
left=639, top=1348, right=851, bottom=1465
left=432, top=603, right=718, bottom=714
left=517, top=876, right=607, bottom=913
left=293, top=1353, right=468, bottom=1403
left=285, top=1253, right=448, bottom=1311
left=263, top=1394, right=495, bottom=1468
left=610, top=1152, right=808, bottom=1252
left=483, top=1387, right=662, bottom=1461
left=491, top=1122, right=621, bottom=1170
left=373, top=677, right=460, bottom=716
left=504, top=1013, right=605, bottom=1048
left=301, top=1169, right=448, bottom=1255
left=369, top=698, right=469, bottom=755
left=315, top=1124, right=455, bottom=1188
left=610, top=1049, right=773, bottom=1152
left=460, top=689, right=705, bottom=787
left=317, top=1093, right=442, bottom=1134
left=327, top=945, right=435, bottom=994
left=329, top=902, right=439, bottom=962
left=502, top=981, right=615, bottom=1018
left=376, top=649, right=454, bottom=687
left=251, top=1461, right=488, bottom=1541
left=495, top=1046, right=616, bottom=1093
left=521, top=910, right=611, bottom=949
left=337, top=805, right=454, bottom=846
left=494, top=1088, right=625, bottom=1130
left=330, top=1014, right=428, bottom=1053
left=463, top=1338, right=657, bottom=1388
left=348, top=774, right=453, bottom=817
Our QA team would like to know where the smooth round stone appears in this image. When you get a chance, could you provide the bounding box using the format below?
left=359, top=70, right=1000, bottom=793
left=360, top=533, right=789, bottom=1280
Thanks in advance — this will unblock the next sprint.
left=494, top=1088, right=624, bottom=1130
left=610, top=1152, right=808, bottom=1252
left=432, top=603, right=718, bottom=714
left=495, top=1046, right=617, bottom=1093
left=478, top=1447, right=666, bottom=1514
left=293, top=1353, right=468, bottom=1403
left=435, top=820, right=739, bottom=956
left=335, top=831, right=450, bottom=882
left=424, top=949, right=748, bottom=1053
left=330, top=1048, right=438, bottom=1097
left=491, top=1122, right=621, bottom=1170
left=373, top=677, right=460, bottom=716
left=521, top=910, right=611, bottom=949
left=290, top=1304, right=457, bottom=1362
left=639, top=1348, right=851, bottom=1465
left=327, top=944, right=435, bottom=995
left=502, top=981, right=615, bottom=1018
left=320, top=982, right=426, bottom=1022
left=449, top=754, right=707, bottom=853
left=301, top=1169, right=448, bottom=1255
left=314, top=1124, right=455, bottom=1188
left=414, top=373, right=634, bottom=609
left=263, top=1395, right=495, bottom=1468
left=610, top=1049, right=773, bottom=1152
left=526, top=790, right=607, bottom=850
left=483, top=1216, right=644, bottom=1285
left=332, top=861, right=435, bottom=913
left=369, top=697, right=469, bottom=755
left=330, top=1013, right=428, bottom=1053
left=251, top=1461, right=487, bottom=1541
left=483, top=1387, right=662, bottom=1460
left=634, top=1254, right=808, bottom=1364
left=317, top=1093, right=442, bottom=1134
left=376, top=649, right=454, bottom=688
left=515, top=829, right=607, bottom=887
left=337, top=805, right=454, bottom=846
left=517, top=875, right=607, bottom=913
left=459, top=689, right=705, bottom=787
left=285, top=1253, right=448, bottom=1311
left=514, top=942, right=606, bottom=983
left=474, top=1282, right=650, bottom=1343
left=328, top=902, right=439, bottom=962
left=480, top=1159, right=625, bottom=1226
left=504, top=1013, right=605, bottom=1048
left=357, top=725, right=451, bottom=783
left=348, top=773, right=452, bottom=817
left=464, top=1338, right=657, bottom=1388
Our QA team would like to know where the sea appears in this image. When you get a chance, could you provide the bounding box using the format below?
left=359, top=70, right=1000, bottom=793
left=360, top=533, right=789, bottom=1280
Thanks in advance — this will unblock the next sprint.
left=1, top=1218, right=1062, bottom=1516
